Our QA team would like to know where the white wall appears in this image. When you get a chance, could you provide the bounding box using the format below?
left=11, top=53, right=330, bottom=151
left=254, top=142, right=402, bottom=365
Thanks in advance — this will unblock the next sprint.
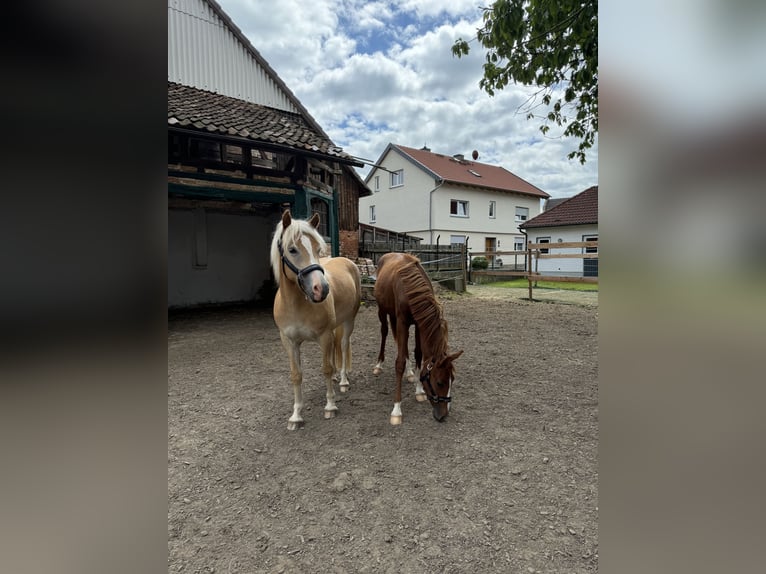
left=168, top=208, right=275, bottom=307
left=529, top=224, right=598, bottom=277
left=432, top=185, right=541, bottom=255
left=360, top=152, right=433, bottom=233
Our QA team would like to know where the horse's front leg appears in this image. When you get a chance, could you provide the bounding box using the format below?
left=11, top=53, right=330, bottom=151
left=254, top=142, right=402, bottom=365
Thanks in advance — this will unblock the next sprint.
left=372, top=309, right=389, bottom=376
left=320, top=331, right=339, bottom=419
left=413, top=325, right=427, bottom=402
left=280, top=334, right=305, bottom=430
left=390, top=325, right=409, bottom=425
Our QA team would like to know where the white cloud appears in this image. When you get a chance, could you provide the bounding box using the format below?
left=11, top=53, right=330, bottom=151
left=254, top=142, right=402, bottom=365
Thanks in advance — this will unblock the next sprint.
left=217, top=0, right=597, bottom=198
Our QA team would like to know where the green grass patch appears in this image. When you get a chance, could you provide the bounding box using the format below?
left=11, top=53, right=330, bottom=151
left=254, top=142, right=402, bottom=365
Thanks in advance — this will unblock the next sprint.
left=489, top=278, right=598, bottom=292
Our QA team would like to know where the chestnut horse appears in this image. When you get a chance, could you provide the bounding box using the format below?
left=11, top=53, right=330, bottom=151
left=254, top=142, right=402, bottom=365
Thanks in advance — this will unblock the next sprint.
left=372, top=252, right=463, bottom=424
left=270, top=210, right=361, bottom=430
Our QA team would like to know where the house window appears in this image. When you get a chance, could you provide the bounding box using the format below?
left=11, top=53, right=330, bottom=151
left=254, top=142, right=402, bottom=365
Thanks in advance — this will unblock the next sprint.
left=390, top=169, right=403, bottom=187
left=583, top=235, right=598, bottom=277
left=450, top=235, right=466, bottom=246
left=374, top=175, right=380, bottom=192
left=369, top=205, right=376, bottom=224
left=537, top=236, right=550, bottom=254
left=514, top=237, right=524, bottom=251
left=310, top=198, right=329, bottom=237
left=489, top=201, right=496, bottom=218
left=515, top=207, right=529, bottom=222
left=450, top=200, right=469, bottom=217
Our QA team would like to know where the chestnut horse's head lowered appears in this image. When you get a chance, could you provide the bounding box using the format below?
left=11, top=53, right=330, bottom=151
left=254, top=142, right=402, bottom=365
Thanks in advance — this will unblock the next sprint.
left=372, top=252, right=464, bottom=424
left=418, top=338, right=464, bottom=422
left=270, top=210, right=329, bottom=303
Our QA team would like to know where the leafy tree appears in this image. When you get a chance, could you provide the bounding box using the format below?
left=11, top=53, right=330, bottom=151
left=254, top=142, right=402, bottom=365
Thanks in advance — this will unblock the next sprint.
left=452, top=0, right=597, bottom=163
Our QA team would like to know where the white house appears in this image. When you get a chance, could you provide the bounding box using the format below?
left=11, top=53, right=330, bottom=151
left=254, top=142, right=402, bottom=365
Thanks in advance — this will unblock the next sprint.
left=359, top=144, right=550, bottom=261
left=520, top=185, right=598, bottom=278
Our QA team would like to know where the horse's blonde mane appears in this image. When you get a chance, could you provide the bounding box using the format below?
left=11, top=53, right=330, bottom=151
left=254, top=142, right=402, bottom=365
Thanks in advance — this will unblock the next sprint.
left=269, top=216, right=328, bottom=285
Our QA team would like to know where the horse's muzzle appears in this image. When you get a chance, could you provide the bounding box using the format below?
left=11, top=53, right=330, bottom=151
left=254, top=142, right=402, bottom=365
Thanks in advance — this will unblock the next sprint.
left=298, top=267, right=329, bottom=303
left=432, top=404, right=448, bottom=422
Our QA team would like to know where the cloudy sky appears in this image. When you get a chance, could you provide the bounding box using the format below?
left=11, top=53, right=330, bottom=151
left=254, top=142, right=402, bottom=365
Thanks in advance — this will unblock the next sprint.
left=217, top=0, right=598, bottom=199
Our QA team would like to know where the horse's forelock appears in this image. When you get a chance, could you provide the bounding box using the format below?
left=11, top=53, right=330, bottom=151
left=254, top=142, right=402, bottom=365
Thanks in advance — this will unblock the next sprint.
left=270, top=218, right=328, bottom=284
left=284, top=220, right=327, bottom=254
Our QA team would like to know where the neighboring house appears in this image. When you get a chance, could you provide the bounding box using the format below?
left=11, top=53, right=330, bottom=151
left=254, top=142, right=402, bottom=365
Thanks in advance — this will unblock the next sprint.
left=168, top=0, right=370, bottom=308
left=520, top=185, right=598, bottom=278
left=359, top=144, right=550, bottom=263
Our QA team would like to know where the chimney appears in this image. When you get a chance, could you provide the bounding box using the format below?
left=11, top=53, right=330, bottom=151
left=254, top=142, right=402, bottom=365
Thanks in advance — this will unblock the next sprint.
left=452, top=153, right=465, bottom=162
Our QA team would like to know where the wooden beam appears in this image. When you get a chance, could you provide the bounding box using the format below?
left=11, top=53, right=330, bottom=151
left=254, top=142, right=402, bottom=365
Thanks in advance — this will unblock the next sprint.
left=527, top=275, right=598, bottom=283
left=528, top=241, right=597, bottom=249
left=536, top=253, right=599, bottom=259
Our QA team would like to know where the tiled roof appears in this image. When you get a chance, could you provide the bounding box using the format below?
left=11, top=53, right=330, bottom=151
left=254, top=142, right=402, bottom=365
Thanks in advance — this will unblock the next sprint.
left=520, top=185, right=598, bottom=229
left=168, top=82, right=356, bottom=163
left=544, top=197, right=568, bottom=211
left=394, top=144, right=549, bottom=199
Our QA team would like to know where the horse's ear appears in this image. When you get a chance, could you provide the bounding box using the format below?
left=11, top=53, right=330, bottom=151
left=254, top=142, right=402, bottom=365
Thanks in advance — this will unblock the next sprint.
left=282, top=209, right=292, bottom=228
left=447, top=350, right=464, bottom=362
left=308, top=212, right=320, bottom=228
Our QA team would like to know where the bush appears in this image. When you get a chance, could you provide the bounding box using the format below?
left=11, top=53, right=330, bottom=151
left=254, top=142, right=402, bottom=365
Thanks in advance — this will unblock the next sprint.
left=471, top=256, right=488, bottom=270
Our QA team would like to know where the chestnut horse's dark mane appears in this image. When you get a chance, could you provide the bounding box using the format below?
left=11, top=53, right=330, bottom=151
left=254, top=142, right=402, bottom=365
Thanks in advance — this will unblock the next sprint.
left=397, top=259, right=449, bottom=359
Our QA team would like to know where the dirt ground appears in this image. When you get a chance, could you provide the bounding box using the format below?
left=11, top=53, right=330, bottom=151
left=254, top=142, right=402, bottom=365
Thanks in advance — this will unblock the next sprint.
left=168, top=285, right=598, bottom=573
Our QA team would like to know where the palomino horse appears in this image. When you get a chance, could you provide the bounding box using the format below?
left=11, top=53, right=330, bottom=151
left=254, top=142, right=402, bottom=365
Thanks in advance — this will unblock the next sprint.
left=372, top=252, right=463, bottom=424
left=270, top=210, right=361, bottom=430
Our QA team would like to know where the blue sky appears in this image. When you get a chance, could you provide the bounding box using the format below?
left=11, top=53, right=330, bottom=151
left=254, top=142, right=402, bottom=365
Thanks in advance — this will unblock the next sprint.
left=217, top=0, right=598, bottom=199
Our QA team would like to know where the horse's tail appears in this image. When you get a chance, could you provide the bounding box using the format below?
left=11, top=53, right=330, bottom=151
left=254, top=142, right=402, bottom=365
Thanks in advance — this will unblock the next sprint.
left=334, top=324, right=350, bottom=372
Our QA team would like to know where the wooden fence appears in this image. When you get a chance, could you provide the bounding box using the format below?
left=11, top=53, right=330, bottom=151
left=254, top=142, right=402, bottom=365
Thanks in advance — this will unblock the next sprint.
left=358, top=241, right=468, bottom=292
left=358, top=237, right=597, bottom=300
left=469, top=241, right=598, bottom=300
left=358, top=223, right=422, bottom=252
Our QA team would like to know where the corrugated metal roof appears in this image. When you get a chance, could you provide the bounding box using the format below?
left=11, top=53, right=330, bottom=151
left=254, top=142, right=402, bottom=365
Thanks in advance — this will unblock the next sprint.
left=168, top=0, right=298, bottom=112
left=520, top=186, right=598, bottom=228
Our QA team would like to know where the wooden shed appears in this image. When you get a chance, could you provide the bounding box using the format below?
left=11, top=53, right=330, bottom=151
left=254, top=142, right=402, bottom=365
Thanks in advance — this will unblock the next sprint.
left=167, top=0, right=370, bottom=308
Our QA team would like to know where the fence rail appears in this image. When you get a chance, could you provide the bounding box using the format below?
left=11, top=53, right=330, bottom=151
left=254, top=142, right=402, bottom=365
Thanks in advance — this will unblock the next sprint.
left=359, top=242, right=468, bottom=292
left=358, top=239, right=597, bottom=299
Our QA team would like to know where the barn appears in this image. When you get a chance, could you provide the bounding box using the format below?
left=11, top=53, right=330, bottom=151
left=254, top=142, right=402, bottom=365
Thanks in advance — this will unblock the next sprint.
left=167, top=0, right=370, bottom=308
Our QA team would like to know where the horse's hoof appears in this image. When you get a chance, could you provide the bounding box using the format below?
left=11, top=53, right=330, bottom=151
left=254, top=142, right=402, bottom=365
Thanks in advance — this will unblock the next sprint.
left=389, top=415, right=402, bottom=425
left=415, top=393, right=428, bottom=402
left=287, top=420, right=304, bottom=431
left=372, top=367, right=382, bottom=376
left=339, top=384, right=350, bottom=393
left=324, top=409, right=338, bottom=419
left=406, top=373, right=416, bottom=384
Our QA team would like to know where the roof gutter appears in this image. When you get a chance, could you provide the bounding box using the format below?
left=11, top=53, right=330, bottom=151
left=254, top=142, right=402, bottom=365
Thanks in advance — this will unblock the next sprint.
left=428, top=178, right=445, bottom=244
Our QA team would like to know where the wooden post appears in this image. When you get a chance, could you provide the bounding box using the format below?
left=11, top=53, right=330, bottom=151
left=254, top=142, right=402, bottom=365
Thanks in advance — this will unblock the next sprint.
left=461, top=243, right=468, bottom=289
left=527, top=247, right=533, bottom=301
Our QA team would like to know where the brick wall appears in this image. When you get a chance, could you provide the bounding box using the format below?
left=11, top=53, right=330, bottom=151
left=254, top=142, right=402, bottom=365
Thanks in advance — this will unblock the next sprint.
left=339, top=230, right=359, bottom=259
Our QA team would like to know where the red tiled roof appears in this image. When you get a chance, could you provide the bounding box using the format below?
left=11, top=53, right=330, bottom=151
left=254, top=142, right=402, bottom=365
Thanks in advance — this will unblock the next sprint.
left=520, top=185, right=598, bottom=228
left=168, top=82, right=357, bottom=163
left=394, top=144, right=549, bottom=198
